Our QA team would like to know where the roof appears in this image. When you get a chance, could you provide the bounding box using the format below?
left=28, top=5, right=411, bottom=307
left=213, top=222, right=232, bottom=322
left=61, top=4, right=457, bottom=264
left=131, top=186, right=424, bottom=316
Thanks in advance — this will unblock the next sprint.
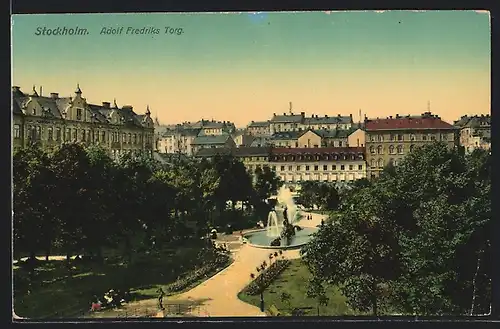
left=12, top=86, right=151, bottom=128
left=365, top=115, right=454, bottom=131
left=463, top=115, right=491, bottom=128
left=270, top=114, right=304, bottom=123
left=248, top=121, right=270, bottom=128
left=304, top=115, right=352, bottom=125
left=192, top=135, right=232, bottom=145
left=234, top=147, right=271, bottom=157
left=250, top=136, right=271, bottom=147
left=269, top=147, right=365, bottom=161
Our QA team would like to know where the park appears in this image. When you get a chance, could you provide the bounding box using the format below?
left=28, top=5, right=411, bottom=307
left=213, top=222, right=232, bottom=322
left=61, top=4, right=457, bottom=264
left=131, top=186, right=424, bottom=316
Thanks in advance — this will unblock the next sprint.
left=12, top=142, right=492, bottom=318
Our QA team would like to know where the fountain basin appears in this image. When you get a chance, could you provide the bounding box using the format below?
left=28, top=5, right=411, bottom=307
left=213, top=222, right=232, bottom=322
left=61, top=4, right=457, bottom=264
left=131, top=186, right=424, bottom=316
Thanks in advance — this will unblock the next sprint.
left=243, top=227, right=319, bottom=250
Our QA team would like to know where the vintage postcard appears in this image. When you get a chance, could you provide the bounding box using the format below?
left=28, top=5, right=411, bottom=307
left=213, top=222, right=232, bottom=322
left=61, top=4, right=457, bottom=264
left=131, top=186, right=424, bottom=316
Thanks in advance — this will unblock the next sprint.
left=11, top=11, right=492, bottom=320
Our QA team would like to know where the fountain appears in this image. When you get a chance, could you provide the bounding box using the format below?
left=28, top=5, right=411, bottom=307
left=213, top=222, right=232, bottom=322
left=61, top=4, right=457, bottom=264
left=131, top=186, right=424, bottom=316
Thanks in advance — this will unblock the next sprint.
left=244, top=186, right=318, bottom=249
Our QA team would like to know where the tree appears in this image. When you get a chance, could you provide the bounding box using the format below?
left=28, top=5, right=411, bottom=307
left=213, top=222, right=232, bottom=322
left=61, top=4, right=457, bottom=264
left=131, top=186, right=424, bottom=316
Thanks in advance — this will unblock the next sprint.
left=13, top=145, right=56, bottom=264
left=306, top=277, right=329, bottom=316
left=254, top=166, right=282, bottom=201
left=303, top=142, right=492, bottom=316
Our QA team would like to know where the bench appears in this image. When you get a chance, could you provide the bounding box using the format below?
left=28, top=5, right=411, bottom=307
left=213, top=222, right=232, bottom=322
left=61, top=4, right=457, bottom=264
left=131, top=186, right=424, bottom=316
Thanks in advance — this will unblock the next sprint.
left=268, top=304, right=281, bottom=316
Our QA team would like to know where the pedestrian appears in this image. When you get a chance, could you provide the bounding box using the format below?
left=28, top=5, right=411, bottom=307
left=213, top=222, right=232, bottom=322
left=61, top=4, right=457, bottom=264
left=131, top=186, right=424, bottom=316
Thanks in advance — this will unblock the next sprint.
left=156, top=287, right=165, bottom=310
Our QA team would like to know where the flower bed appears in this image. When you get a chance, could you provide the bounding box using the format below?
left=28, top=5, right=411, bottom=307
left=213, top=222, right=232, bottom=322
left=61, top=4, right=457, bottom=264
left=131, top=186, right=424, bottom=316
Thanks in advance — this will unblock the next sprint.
left=243, top=259, right=291, bottom=296
left=166, top=254, right=231, bottom=293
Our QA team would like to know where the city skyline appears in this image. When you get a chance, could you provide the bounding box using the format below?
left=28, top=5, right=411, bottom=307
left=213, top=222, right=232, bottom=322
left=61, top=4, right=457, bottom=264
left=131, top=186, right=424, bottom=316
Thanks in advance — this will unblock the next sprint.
left=12, top=11, right=490, bottom=127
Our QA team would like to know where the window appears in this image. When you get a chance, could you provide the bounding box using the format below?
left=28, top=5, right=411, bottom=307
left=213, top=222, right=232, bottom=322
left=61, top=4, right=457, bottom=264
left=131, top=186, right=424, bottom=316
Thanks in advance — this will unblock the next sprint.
left=394, top=159, right=399, bottom=166
left=410, top=145, right=415, bottom=152
left=332, top=165, right=336, bottom=170
left=341, top=165, right=345, bottom=170
left=13, top=124, right=20, bottom=138
left=370, top=146, right=375, bottom=154
left=76, top=108, right=82, bottom=120
left=358, top=164, right=363, bottom=170
left=370, top=159, right=376, bottom=167
left=66, top=128, right=71, bottom=141
left=288, top=166, right=292, bottom=171
left=56, top=128, right=61, bottom=141
left=377, top=135, right=383, bottom=142
left=95, top=130, right=99, bottom=142
left=101, top=131, right=106, bottom=142
left=272, top=166, right=276, bottom=171
left=390, top=134, right=395, bottom=141
left=48, top=127, right=53, bottom=140
left=422, top=135, right=427, bottom=141
left=33, top=108, right=37, bottom=116
left=82, top=129, right=86, bottom=141
left=306, top=165, right=310, bottom=171
left=323, top=165, right=328, bottom=171
left=410, top=134, right=416, bottom=141
left=370, top=135, right=376, bottom=142
left=349, top=165, right=353, bottom=170
left=397, top=134, right=403, bottom=141
left=397, top=145, right=403, bottom=154
left=296, top=165, right=301, bottom=171
left=338, top=141, right=343, bottom=147
left=280, top=166, right=285, bottom=171
left=389, top=145, right=395, bottom=154
left=377, top=145, right=383, bottom=154
left=430, top=135, right=436, bottom=141
left=128, top=133, right=132, bottom=143
left=34, top=126, right=41, bottom=140
left=378, top=159, right=384, bottom=168
left=441, top=134, right=448, bottom=141
left=122, top=133, right=126, bottom=143
left=314, top=165, right=319, bottom=171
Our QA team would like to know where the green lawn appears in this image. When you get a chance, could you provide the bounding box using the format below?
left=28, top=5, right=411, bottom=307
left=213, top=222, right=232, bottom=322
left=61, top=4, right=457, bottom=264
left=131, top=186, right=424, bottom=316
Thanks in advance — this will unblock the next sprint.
left=13, top=246, right=231, bottom=319
left=238, top=259, right=359, bottom=316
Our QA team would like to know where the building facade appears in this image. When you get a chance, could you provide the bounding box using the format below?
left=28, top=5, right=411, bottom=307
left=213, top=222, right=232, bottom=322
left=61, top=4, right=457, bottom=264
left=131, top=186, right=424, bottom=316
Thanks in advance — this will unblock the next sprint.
left=247, top=121, right=271, bottom=136
left=191, top=134, right=236, bottom=153
left=365, top=112, right=456, bottom=179
left=268, top=110, right=354, bottom=135
left=453, top=115, right=491, bottom=154
left=12, top=85, right=155, bottom=158
left=268, top=147, right=366, bottom=186
left=347, top=127, right=366, bottom=148
left=157, top=127, right=199, bottom=155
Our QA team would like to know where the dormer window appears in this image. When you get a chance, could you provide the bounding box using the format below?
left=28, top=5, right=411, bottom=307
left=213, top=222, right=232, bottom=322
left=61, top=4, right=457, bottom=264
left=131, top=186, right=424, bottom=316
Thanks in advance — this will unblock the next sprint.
left=76, top=108, right=82, bottom=120
left=32, top=108, right=36, bottom=116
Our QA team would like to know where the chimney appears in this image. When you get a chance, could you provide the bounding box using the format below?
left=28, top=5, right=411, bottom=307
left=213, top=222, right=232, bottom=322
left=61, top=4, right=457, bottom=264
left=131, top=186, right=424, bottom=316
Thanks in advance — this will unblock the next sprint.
left=50, top=92, right=59, bottom=99
left=325, top=115, right=328, bottom=118
left=316, top=115, right=318, bottom=118
left=300, top=111, right=305, bottom=117
left=389, top=116, right=392, bottom=119
left=122, top=105, right=133, bottom=110
left=12, top=86, right=20, bottom=92
left=39, top=86, right=42, bottom=96
left=338, top=113, right=341, bottom=117
left=102, top=101, right=110, bottom=108
left=273, top=112, right=276, bottom=116
left=350, top=114, right=353, bottom=119
left=283, top=112, right=286, bottom=116
left=396, top=114, right=400, bottom=118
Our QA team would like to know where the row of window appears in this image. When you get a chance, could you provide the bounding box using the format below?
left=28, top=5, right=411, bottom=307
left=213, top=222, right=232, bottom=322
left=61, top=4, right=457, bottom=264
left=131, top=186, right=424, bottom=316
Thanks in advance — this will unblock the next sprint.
left=369, top=144, right=413, bottom=155
left=248, top=164, right=364, bottom=172
left=369, top=158, right=399, bottom=168
left=272, top=124, right=351, bottom=132
left=369, top=133, right=449, bottom=142
left=278, top=174, right=364, bottom=183
left=13, top=124, right=153, bottom=145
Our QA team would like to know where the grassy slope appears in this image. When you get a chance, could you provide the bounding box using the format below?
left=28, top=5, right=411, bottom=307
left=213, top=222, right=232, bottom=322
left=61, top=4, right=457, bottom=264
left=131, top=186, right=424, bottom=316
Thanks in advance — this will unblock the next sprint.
left=238, top=259, right=359, bottom=316
left=14, top=246, right=231, bottom=319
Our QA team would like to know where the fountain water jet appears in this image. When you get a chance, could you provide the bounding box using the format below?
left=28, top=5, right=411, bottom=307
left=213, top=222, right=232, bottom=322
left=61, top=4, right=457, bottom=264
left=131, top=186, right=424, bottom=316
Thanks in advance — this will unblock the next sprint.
left=266, top=211, right=281, bottom=238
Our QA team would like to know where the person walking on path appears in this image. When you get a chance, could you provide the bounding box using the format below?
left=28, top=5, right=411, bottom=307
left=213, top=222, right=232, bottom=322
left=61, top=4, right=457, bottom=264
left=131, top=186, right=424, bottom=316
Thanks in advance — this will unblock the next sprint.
left=156, top=287, right=165, bottom=310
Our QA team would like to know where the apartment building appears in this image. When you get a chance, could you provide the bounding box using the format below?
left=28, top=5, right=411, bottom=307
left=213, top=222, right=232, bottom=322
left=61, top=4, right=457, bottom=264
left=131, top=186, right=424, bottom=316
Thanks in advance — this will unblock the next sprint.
left=268, top=147, right=366, bottom=186
left=12, top=85, right=155, bottom=158
left=453, top=114, right=491, bottom=153
left=365, top=112, right=456, bottom=179
left=247, top=121, right=270, bottom=136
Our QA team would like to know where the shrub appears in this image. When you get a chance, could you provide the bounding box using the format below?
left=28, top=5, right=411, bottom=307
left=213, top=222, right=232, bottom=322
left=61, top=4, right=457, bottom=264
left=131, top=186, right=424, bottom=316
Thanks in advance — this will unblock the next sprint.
left=243, top=259, right=291, bottom=296
left=166, top=254, right=230, bottom=293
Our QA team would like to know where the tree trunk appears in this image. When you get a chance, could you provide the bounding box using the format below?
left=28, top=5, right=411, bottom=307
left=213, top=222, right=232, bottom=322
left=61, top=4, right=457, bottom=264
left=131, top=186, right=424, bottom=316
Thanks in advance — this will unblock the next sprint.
left=372, top=281, right=378, bottom=316
left=317, top=304, right=320, bottom=316
left=470, top=248, right=483, bottom=316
